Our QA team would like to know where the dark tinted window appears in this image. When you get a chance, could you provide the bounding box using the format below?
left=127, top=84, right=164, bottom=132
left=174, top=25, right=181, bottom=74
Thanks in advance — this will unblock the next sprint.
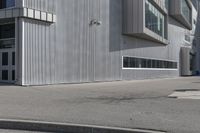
left=0, top=23, right=15, bottom=39
left=0, top=0, right=15, bottom=9
left=6, top=0, right=15, bottom=7
left=2, top=52, right=8, bottom=66
left=145, top=0, right=166, bottom=37
left=12, top=70, right=15, bottom=80
left=2, top=70, right=8, bottom=80
left=123, top=57, right=177, bottom=69
left=12, top=52, right=15, bottom=65
left=0, top=39, right=15, bottom=49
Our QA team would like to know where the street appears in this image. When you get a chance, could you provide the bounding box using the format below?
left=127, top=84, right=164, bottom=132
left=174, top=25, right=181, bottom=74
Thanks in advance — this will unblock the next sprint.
left=0, top=77, right=200, bottom=133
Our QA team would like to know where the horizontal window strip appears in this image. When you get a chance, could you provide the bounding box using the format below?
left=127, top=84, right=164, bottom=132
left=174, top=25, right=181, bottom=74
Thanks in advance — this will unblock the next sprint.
left=123, top=56, right=178, bottom=70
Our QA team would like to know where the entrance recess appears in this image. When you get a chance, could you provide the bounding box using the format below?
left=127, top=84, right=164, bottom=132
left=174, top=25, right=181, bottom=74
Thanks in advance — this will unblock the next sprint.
left=0, top=21, right=15, bottom=83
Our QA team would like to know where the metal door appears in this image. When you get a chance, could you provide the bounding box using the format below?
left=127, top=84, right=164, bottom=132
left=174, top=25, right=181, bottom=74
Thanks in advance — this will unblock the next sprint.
left=0, top=48, right=15, bottom=83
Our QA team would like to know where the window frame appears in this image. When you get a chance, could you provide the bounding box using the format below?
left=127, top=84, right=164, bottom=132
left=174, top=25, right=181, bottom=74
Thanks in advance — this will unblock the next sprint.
left=181, top=0, right=192, bottom=24
left=145, top=0, right=167, bottom=38
left=0, top=22, right=15, bottom=49
left=122, top=56, right=178, bottom=70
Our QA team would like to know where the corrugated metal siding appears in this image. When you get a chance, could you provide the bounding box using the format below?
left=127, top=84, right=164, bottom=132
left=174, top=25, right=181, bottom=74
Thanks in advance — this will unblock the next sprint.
left=123, top=0, right=144, bottom=34
left=22, top=19, right=56, bottom=85
left=23, top=0, right=55, bottom=12
left=21, top=0, right=122, bottom=85
left=121, top=15, right=188, bottom=79
left=19, top=0, right=192, bottom=85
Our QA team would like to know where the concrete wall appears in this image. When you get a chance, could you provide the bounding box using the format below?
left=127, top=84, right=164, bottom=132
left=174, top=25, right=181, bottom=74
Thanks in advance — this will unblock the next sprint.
left=17, top=0, right=194, bottom=85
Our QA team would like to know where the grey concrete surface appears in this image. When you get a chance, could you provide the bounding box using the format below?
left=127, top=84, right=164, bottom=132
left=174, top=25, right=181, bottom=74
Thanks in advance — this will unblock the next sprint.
left=0, top=77, right=200, bottom=133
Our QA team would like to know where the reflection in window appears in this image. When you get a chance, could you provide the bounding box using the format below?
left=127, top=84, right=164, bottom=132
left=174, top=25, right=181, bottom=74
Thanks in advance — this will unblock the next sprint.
left=165, top=0, right=168, bottom=10
left=6, top=0, right=15, bottom=7
left=185, top=34, right=191, bottom=42
left=0, top=0, right=15, bottom=9
left=181, top=0, right=191, bottom=24
left=0, top=39, right=15, bottom=49
left=145, top=0, right=166, bottom=38
left=0, top=23, right=15, bottom=49
left=0, top=23, right=15, bottom=39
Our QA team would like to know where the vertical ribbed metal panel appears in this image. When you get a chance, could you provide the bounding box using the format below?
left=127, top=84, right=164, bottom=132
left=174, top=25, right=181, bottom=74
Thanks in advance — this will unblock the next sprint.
left=23, top=0, right=55, bottom=12
left=123, top=0, right=144, bottom=34
left=22, top=19, right=56, bottom=85
left=19, top=0, right=193, bottom=85
left=21, top=0, right=122, bottom=85
left=121, top=15, right=188, bottom=80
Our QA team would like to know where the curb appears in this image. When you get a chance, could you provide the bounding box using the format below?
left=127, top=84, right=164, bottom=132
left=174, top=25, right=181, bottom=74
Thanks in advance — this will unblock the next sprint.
left=0, top=119, right=166, bottom=133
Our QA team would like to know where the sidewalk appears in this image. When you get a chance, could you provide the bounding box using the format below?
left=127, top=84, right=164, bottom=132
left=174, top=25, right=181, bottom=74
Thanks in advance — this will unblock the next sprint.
left=0, top=77, right=200, bottom=133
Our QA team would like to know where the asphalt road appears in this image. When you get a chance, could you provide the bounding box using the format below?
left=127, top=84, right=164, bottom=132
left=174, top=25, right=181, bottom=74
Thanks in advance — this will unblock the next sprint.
left=0, top=77, right=200, bottom=133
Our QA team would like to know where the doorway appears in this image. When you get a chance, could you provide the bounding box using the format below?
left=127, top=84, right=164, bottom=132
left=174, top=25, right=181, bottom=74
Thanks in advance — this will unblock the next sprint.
left=0, top=48, right=15, bottom=82
left=0, top=21, right=15, bottom=83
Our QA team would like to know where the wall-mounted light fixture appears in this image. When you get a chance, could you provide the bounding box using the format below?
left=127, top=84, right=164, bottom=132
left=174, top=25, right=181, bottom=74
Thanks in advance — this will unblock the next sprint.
left=90, top=19, right=102, bottom=26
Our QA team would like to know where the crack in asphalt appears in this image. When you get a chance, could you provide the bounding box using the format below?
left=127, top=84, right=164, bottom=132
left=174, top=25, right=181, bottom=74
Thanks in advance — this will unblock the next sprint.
left=86, top=95, right=168, bottom=103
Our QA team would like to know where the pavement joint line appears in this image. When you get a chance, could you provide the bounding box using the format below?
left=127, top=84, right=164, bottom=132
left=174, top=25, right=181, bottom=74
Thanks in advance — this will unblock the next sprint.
left=0, top=119, right=166, bottom=133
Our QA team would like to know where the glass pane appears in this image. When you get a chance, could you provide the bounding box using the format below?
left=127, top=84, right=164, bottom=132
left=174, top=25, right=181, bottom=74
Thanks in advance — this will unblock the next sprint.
left=0, top=0, right=15, bottom=8
left=6, top=0, right=15, bottom=8
left=2, top=70, right=8, bottom=80
left=12, top=70, right=15, bottom=80
left=123, top=57, right=128, bottom=68
left=145, top=0, right=165, bottom=37
left=12, top=52, right=15, bottom=65
left=147, top=59, right=152, bottom=68
left=0, top=23, right=15, bottom=39
left=2, top=52, right=8, bottom=66
left=141, top=59, right=147, bottom=68
left=0, top=0, right=6, bottom=9
left=0, top=39, right=15, bottom=49
left=123, top=57, right=177, bottom=69
left=181, top=0, right=191, bottom=23
left=152, top=60, right=156, bottom=68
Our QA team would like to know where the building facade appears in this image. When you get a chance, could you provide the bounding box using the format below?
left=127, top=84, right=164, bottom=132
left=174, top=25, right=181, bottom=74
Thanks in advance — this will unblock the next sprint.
left=192, top=0, right=200, bottom=75
left=0, top=0, right=197, bottom=85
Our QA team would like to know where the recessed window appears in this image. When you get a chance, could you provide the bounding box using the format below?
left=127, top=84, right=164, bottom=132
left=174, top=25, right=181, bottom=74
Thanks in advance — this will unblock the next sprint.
left=0, top=39, right=15, bottom=49
left=123, top=56, right=178, bottom=69
left=0, top=0, right=15, bottom=9
left=12, top=52, right=15, bottom=65
left=185, top=35, right=191, bottom=42
left=181, top=0, right=191, bottom=24
left=145, top=0, right=166, bottom=38
left=2, top=52, right=8, bottom=66
left=164, top=0, right=168, bottom=10
left=0, top=23, right=15, bottom=39
left=12, top=70, right=15, bottom=81
left=2, top=70, right=8, bottom=80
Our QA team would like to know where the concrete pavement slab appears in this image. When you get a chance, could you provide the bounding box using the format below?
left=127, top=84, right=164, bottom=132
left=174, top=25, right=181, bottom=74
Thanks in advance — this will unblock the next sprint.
left=0, top=77, right=200, bottom=133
